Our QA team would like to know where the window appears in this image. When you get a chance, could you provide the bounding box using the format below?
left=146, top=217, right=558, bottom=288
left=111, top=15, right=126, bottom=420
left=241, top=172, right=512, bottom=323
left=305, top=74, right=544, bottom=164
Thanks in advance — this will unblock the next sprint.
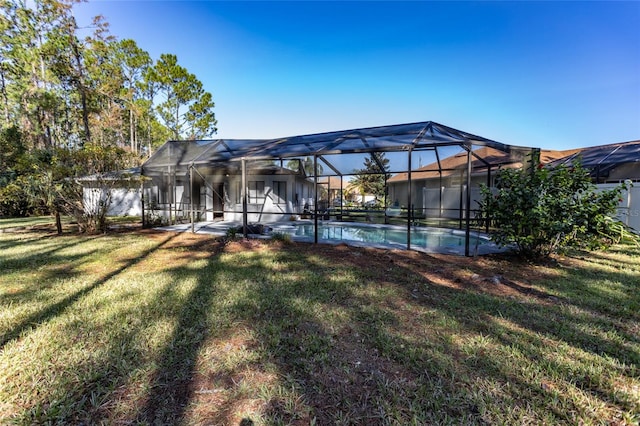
left=235, top=181, right=266, bottom=204
left=247, top=181, right=265, bottom=204
left=273, top=181, right=287, bottom=204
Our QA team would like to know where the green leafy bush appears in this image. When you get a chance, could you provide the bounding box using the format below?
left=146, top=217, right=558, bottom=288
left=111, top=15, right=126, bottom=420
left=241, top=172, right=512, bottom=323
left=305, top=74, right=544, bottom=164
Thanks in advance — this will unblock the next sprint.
left=271, top=231, right=292, bottom=243
left=225, top=227, right=238, bottom=239
left=479, top=160, right=636, bottom=258
left=0, top=178, right=34, bottom=217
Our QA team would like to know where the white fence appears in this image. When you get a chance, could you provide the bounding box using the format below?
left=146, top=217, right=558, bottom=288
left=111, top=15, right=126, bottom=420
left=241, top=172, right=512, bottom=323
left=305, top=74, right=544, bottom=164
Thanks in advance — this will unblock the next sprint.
left=598, top=183, right=640, bottom=233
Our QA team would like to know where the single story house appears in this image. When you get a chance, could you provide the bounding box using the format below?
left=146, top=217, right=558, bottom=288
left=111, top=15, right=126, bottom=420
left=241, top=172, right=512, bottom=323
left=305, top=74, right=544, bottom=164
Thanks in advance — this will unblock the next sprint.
left=386, top=147, right=576, bottom=220
left=548, top=140, right=640, bottom=183
left=386, top=140, right=639, bottom=232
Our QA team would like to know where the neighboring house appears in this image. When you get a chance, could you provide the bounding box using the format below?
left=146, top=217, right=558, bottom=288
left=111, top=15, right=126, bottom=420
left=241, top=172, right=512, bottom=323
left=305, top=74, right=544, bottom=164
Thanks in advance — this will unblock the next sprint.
left=387, top=140, right=640, bottom=232
left=317, top=176, right=354, bottom=207
left=386, top=147, right=575, bottom=219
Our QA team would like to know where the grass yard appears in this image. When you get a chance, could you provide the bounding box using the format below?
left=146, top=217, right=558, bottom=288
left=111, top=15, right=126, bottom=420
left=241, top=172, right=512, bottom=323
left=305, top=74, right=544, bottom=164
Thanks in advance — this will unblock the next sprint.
left=0, top=216, right=72, bottom=231
left=0, top=220, right=638, bottom=425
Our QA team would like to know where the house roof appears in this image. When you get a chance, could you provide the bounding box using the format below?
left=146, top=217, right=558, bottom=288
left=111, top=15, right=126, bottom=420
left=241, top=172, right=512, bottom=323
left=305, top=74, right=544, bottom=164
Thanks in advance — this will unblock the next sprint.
left=387, top=147, right=576, bottom=183
left=317, top=176, right=347, bottom=188
left=76, top=167, right=142, bottom=182
left=548, top=140, right=640, bottom=169
left=245, top=165, right=302, bottom=176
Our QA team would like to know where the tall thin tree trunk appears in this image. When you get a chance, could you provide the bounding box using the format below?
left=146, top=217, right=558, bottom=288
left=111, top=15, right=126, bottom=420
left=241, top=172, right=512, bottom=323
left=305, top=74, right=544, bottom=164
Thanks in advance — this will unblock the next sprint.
left=133, top=114, right=138, bottom=154
left=71, top=40, right=91, bottom=145
left=0, top=70, right=9, bottom=126
left=51, top=105, right=57, bottom=148
left=55, top=210, right=62, bottom=235
left=45, top=121, right=52, bottom=148
left=130, top=108, right=135, bottom=152
left=36, top=106, right=51, bottom=149
left=174, top=94, right=179, bottom=140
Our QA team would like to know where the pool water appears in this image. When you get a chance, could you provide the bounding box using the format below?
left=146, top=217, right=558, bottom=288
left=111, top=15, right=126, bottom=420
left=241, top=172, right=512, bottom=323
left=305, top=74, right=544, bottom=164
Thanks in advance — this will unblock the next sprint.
left=272, top=222, right=496, bottom=254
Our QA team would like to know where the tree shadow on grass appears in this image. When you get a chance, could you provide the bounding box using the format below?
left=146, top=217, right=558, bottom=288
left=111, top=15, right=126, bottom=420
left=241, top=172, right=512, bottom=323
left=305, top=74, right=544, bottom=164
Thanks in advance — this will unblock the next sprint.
left=137, top=238, right=226, bottom=424
left=225, top=242, right=640, bottom=423
left=0, top=231, right=55, bottom=251
left=0, top=232, right=180, bottom=350
left=17, top=236, right=634, bottom=424
left=534, top=253, right=640, bottom=342
left=377, top=250, right=640, bottom=420
left=0, top=234, right=99, bottom=276
left=6, top=233, right=226, bottom=425
left=208, top=243, right=484, bottom=423
left=0, top=245, right=103, bottom=305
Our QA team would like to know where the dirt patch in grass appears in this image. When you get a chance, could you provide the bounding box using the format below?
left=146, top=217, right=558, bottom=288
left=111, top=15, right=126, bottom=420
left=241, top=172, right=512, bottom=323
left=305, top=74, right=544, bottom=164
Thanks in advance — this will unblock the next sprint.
left=295, top=241, right=562, bottom=303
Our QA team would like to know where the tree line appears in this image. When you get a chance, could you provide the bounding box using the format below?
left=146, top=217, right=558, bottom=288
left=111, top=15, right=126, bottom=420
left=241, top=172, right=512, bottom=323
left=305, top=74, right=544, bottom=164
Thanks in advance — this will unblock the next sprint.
left=1, top=0, right=216, bottom=151
left=0, top=0, right=217, bottom=227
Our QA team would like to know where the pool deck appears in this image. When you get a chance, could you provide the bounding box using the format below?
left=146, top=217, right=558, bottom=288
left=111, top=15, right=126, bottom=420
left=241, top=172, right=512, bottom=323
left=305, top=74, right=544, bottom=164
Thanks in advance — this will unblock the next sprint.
left=156, top=220, right=508, bottom=256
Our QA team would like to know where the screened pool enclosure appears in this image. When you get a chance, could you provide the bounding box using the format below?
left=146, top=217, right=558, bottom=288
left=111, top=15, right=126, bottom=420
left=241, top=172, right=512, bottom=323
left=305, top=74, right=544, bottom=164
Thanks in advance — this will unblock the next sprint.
left=141, top=121, right=538, bottom=256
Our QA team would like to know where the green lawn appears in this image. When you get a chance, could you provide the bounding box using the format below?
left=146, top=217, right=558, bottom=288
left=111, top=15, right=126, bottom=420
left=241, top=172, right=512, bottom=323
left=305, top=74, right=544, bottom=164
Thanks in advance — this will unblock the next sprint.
left=0, top=215, right=69, bottom=230
left=0, top=215, right=139, bottom=231
left=0, top=221, right=638, bottom=425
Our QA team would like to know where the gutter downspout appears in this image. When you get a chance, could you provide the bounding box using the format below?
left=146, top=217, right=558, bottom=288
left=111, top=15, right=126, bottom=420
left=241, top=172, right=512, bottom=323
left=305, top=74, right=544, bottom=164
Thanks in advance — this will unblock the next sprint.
left=190, top=165, right=194, bottom=233
left=407, top=148, right=412, bottom=250
left=314, top=155, right=319, bottom=244
left=465, top=145, right=472, bottom=257
left=140, top=167, right=146, bottom=228
left=242, top=158, right=248, bottom=238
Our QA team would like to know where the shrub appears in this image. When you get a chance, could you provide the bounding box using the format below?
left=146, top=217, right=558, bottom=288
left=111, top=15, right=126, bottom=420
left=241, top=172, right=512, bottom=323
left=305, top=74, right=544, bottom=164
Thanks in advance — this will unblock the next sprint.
left=479, top=160, right=636, bottom=258
left=225, top=227, right=238, bottom=239
left=271, top=231, right=292, bottom=243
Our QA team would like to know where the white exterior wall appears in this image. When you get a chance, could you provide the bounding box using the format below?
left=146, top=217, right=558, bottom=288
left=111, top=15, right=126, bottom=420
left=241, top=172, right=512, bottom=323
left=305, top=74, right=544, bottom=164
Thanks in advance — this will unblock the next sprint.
left=109, top=188, right=142, bottom=216
left=224, top=175, right=313, bottom=223
left=83, top=186, right=142, bottom=217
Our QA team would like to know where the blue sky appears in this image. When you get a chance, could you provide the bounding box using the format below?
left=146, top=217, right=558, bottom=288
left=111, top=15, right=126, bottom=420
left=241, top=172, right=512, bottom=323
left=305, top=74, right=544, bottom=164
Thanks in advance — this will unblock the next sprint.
left=73, top=1, right=640, bottom=150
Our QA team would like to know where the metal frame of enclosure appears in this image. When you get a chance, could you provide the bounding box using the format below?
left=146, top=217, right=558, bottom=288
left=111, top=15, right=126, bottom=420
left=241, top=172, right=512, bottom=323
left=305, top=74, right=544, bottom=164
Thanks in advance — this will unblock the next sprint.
left=141, top=121, right=538, bottom=256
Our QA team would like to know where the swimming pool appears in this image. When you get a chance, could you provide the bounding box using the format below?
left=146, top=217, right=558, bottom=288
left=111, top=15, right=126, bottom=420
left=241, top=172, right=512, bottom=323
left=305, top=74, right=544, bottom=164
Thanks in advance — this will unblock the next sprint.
left=270, top=221, right=501, bottom=255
